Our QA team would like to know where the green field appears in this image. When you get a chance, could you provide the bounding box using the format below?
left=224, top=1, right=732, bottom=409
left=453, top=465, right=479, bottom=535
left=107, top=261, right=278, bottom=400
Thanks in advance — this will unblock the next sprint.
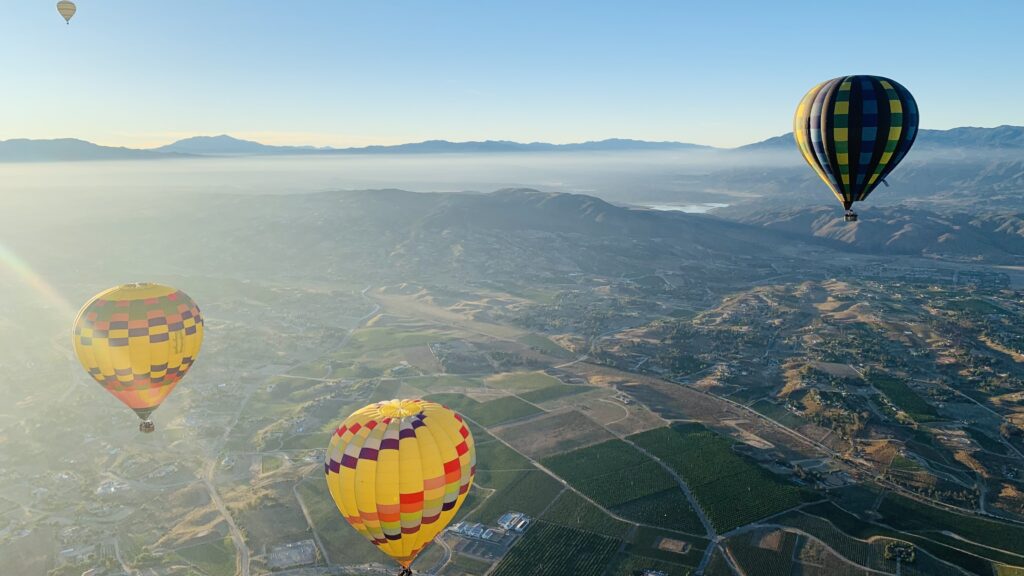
left=629, top=425, right=803, bottom=532
left=280, top=432, right=330, bottom=450
left=487, top=371, right=564, bottom=391
left=727, top=530, right=798, bottom=576
left=541, top=490, right=632, bottom=538
left=404, top=374, right=482, bottom=391
left=443, top=553, right=494, bottom=575
left=424, top=393, right=542, bottom=426
left=869, top=373, right=938, bottom=421
left=467, top=470, right=564, bottom=524
left=471, top=426, right=537, bottom=490
left=966, top=426, right=1008, bottom=454
left=285, top=361, right=331, bottom=379
left=876, top=494, right=1024, bottom=556
left=517, top=333, right=574, bottom=358
left=542, top=439, right=679, bottom=508
left=775, top=510, right=869, bottom=565
left=490, top=522, right=621, bottom=576
left=944, top=298, right=1005, bottom=315
left=749, top=399, right=806, bottom=428
left=474, top=430, right=532, bottom=471
left=624, top=526, right=708, bottom=568
left=349, top=327, right=451, bottom=351
left=174, top=537, right=236, bottom=576
left=369, top=378, right=402, bottom=402
left=261, top=454, right=284, bottom=474
left=611, top=489, right=706, bottom=535
left=802, top=502, right=997, bottom=575
left=519, top=384, right=593, bottom=404
left=607, top=554, right=692, bottom=576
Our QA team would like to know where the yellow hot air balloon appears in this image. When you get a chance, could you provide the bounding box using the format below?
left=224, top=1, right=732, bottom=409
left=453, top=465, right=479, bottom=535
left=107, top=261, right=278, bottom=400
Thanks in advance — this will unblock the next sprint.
left=326, top=399, right=476, bottom=575
left=72, top=283, right=204, bottom=433
left=56, top=1, right=76, bottom=24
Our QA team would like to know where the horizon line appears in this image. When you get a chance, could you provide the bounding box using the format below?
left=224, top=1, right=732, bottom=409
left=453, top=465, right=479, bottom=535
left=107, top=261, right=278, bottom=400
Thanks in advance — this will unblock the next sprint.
left=1, top=123, right=1021, bottom=152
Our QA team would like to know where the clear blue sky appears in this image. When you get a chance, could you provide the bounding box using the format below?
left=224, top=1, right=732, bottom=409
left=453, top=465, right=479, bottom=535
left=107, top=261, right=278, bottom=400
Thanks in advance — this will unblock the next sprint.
left=2, top=1, right=1021, bottom=148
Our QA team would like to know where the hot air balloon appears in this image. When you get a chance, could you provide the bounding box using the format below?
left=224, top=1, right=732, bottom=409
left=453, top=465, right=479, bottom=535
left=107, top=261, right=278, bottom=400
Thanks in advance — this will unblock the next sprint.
left=326, top=399, right=476, bottom=575
left=72, top=283, right=204, bottom=433
left=56, top=1, right=76, bottom=24
left=794, top=75, right=919, bottom=222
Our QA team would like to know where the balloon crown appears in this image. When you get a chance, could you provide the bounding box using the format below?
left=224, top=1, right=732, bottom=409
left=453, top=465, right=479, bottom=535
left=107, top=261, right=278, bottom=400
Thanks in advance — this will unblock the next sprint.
left=375, top=398, right=423, bottom=419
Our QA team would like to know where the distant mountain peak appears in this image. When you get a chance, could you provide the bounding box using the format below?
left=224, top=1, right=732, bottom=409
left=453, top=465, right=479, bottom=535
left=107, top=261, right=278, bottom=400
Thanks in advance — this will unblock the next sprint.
left=734, top=125, right=1024, bottom=152
left=2, top=125, right=1023, bottom=162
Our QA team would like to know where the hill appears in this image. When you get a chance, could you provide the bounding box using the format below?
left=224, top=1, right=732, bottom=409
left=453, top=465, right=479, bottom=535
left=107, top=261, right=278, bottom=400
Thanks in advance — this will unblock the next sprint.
left=731, top=205, right=1024, bottom=261
left=5, top=125, right=1019, bottom=161
left=737, top=125, right=1024, bottom=152
left=0, top=138, right=187, bottom=162
left=155, top=136, right=710, bottom=156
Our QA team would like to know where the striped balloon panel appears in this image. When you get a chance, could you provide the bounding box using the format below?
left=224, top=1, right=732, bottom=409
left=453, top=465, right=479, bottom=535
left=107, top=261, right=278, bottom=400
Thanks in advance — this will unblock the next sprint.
left=72, top=283, right=204, bottom=419
left=325, top=399, right=476, bottom=568
left=794, top=75, right=918, bottom=208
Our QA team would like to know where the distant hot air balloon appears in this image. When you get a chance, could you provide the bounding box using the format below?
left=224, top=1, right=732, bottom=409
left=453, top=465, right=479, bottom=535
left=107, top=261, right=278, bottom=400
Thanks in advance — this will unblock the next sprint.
left=326, top=399, right=476, bottom=575
left=794, top=75, right=919, bottom=222
left=56, top=1, right=76, bottom=24
left=72, top=283, right=204, bottom=433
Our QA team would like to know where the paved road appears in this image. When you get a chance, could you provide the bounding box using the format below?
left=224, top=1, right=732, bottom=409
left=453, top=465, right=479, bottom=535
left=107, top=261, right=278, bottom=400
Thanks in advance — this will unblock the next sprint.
left=201, top=462, right=250, bottom=576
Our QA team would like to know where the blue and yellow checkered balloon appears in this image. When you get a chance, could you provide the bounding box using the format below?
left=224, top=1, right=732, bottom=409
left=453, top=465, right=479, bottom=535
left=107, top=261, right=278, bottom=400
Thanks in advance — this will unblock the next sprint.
left=794, top=75, right=918, bottom=212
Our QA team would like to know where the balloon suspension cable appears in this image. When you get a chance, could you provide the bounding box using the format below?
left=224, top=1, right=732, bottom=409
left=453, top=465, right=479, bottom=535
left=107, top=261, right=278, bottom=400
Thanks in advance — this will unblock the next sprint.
left=139, top=420, right=156, bottom=433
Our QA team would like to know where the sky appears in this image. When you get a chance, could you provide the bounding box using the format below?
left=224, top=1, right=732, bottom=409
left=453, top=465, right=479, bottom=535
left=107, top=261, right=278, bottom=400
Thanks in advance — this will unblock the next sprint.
left=1, top=0, right=1022, bottom=148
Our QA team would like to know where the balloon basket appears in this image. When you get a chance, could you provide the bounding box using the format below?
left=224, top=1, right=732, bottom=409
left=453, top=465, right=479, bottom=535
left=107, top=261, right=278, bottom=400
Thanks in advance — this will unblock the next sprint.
left=844, top=211, right=858, bottom=222
left=139, top=420, right=156, bottom=433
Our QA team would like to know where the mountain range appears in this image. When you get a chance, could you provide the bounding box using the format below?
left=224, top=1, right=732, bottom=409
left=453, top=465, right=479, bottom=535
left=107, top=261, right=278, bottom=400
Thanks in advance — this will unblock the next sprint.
left=2, top=125, right=1021, bottom=162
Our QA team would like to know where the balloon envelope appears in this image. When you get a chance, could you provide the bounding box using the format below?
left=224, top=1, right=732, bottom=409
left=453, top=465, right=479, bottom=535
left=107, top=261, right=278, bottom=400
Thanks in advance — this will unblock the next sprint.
left=326, top=399, right=476, bottom=568
left=72, top=283, right=204, bottom=422
left=794, top=75, right=918, bottom=210
left=56, top=1, right=76, bottom=23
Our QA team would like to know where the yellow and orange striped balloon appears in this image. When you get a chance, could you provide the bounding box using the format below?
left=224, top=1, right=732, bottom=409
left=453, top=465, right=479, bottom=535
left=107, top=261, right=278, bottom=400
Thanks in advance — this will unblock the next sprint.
left=325, top=399, right=476, bottom=569
left=72, top=283, right=203, bottom=429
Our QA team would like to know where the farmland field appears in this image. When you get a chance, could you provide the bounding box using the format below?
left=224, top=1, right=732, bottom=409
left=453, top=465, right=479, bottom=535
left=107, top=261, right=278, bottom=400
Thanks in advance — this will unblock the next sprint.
left=424, top=393, right=542, bottom=426
left=629, top=425, right=803, bottom=532
left=173, top=537, right=236, bottom=576
left=517, top=334, right=574, bottom=358
left=774, top=510, right=869, bottom=565
left=487, top=371, right=565, bottom=391
left=467, top=470, right=563, bottom=524
left=726, top=529, right=798, bottom=576
left=349, top=326, right=452, bottom=351
left=625, top=526, right=708, bottom=568
left=877, top=494, right=1024, bottom=556
left=490, top=522, right=621, bottom=576
left=611, top=489, right=705, bottom=535
left=965, top=426, right=1008, bottom=454
left=519, top=383, right=593, bottom=404
left=494, top=410, right=614, bottom=459
left=607, top=554, right=692, bottom=576
left=802, top=502, right=998, bottom=575
left=473, top=428, right=532, bottom=472
left=869, top=373, right=938, bottom=421
left=541, top=439, right=678, bottom=508
left=541, top=490, right=632, bottom=538
left=442, top=553, right=493, bottom=576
